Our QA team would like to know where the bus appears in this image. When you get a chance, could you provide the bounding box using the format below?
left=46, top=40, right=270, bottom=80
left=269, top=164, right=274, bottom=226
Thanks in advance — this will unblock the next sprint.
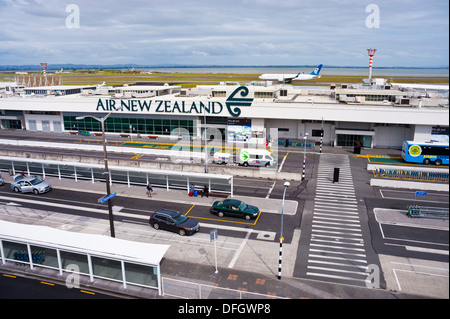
left=402, top=140, right=449, bottom=165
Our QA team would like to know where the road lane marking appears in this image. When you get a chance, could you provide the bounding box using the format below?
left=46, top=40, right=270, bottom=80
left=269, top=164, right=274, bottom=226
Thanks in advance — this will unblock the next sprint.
left=184, top=204, right=195, bottom=216
left=2, top=274, right=16, bottom=278
left=265, top=181, right=276, bottom=199
left=278, top=152, right=288, bottom=172
left=131, top=154, right=144, bottom=160
left=0, top=195, right=149, bottom=221
left=40, top=281, right=55, bottom=286
left=228, top=229, right=253, bottom=269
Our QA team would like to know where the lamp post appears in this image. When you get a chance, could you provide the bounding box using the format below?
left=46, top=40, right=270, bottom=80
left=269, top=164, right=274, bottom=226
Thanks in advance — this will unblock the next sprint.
left=76, top=108, right=122, bottom=238
left=278, top=181, right=290, bottom=280
left=204, top=112, right=208, bottom=174
left=302, top=133, right=308, bottom=181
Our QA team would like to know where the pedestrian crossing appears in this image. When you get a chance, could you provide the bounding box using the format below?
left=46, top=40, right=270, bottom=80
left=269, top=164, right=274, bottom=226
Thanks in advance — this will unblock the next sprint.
left=306, top=154, right=370, bottom=287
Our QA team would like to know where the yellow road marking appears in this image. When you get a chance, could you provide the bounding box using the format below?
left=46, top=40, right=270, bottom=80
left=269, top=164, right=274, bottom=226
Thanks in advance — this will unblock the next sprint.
left=40, top=281, right=55, bottom=286
left=80, top=290, right=95, bottom=295
left=2, top=274, right=16, bottom=278
left=188, top=212, right=261, bottom=226
left=130, top=154, right=144, bottom=160
left=184, top=204, right=195, bottom=216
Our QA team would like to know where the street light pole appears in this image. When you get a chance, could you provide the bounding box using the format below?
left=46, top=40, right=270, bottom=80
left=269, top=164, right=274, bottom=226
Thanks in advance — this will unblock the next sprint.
left=100, top=118, right=115, bottom=238
left=278, top=181, right=290, bottom=280
left=76, top=108, right=122, bottom=238
left=203, top=108, right=208, bottom=173
left=302, top=133, right=308, bottom=181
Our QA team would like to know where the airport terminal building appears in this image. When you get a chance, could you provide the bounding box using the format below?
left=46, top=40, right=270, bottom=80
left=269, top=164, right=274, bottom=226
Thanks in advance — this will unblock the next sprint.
left=0, top=80, right=448, bottom=148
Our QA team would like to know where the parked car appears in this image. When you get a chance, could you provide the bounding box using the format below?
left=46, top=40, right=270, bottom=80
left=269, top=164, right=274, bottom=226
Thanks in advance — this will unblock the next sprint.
left=210, top=199, right=260, bottom=220
left=10, top=174, right=52, bottom=194
left=0, top=174, right=4, bottom=186
left=149, top=209, right=200, bottom=236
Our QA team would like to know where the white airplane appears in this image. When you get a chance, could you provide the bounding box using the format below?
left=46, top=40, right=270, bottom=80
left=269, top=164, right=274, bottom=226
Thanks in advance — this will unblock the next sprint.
left=259, top=64, right=323, bottom=83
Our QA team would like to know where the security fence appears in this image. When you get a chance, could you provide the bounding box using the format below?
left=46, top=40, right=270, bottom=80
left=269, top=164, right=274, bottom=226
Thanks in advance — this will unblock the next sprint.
left=0, top=156, right=233, bottom=196
left=278, top=139, right=316, bottom=148
left=161, top=277, right=286, bottom=299
left=374, top=168, right=449, bottom=183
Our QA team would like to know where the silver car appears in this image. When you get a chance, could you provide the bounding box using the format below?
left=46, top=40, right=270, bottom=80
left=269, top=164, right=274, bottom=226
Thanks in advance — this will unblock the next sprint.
left=10, top=174, right=52, bottom=194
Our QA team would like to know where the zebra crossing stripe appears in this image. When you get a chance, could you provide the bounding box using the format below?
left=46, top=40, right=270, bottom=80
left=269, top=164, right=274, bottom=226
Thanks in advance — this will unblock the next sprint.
left=305, top=154, right=371, bottom=286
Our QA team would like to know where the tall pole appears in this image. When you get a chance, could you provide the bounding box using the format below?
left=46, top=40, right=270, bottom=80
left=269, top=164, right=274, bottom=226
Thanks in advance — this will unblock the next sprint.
left=278, top=182, right=289, bottom=280
left=101, top=119, right=115, bottom=238
left=76, top=107, right=123, bottom=238
left=367, top=48, right=376, bottom=83
left=203, top=109, right=208, bottom=173
left=320, top=117, right=323, bottom=154
left=302, top=133, right=308, bottom=181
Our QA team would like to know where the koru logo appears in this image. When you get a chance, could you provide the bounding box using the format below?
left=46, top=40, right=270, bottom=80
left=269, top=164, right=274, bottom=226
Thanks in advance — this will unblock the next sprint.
left=226, top=87, right=253, bottom=117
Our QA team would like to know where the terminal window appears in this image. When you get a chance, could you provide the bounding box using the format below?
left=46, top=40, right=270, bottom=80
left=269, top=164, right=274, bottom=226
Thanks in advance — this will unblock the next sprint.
left=64, top=116, right=196, bottom=137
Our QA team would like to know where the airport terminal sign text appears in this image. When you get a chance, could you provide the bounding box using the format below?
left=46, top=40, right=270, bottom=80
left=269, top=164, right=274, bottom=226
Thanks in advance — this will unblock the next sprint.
left=96, top=86, right=253, bottom=117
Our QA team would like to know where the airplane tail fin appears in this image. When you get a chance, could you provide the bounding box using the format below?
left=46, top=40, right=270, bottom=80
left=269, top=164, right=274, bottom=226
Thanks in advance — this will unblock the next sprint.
left=310, top=64, right=323, bottom=76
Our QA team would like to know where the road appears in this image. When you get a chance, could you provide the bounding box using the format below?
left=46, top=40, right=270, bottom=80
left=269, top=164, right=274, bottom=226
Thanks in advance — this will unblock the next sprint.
left=0, top=130, right=448, bottom=298
left=0, top=273, right=117, bottom=299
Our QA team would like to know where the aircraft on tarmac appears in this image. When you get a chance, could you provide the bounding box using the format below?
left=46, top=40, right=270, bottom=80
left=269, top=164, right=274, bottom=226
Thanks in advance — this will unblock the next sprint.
left=259, top=64, right=323, bottom=83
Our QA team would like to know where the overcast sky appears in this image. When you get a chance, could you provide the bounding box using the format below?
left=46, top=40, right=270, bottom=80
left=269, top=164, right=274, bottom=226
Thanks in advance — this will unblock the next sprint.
left=0, top=0, right=448, bottom=67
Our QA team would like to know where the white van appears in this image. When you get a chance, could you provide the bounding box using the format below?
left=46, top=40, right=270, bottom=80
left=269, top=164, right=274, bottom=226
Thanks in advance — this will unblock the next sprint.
left=238, top=148, right=276, bottom=167
left=213, top=152, right=231, bottom=164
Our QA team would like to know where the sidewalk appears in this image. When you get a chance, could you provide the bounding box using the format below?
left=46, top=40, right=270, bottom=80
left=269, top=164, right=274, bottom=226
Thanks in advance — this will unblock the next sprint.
left=0, top=174, right=298, bottom=216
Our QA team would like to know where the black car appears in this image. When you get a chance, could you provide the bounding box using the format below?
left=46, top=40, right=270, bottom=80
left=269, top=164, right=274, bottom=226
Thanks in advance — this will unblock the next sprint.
left=149, top=209, right=200, bottom=236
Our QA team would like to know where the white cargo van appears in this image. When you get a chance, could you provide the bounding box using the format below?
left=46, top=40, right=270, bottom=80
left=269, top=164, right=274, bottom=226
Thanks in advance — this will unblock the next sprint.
left=213, top=152, right=231, bottom=164
left=238, top=148, right=276, bottom=167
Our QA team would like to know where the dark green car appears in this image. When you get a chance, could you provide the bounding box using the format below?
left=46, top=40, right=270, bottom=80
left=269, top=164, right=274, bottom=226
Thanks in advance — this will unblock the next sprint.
left=210, top=199, right=260, bottom=220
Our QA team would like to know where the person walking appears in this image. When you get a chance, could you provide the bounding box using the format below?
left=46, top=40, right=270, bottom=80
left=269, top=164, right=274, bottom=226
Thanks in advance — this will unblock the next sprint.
left=146, top=182, right=153, bottom=198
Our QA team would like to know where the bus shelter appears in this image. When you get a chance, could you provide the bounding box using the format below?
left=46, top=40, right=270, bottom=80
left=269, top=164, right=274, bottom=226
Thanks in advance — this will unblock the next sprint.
left=0, top=220, right=170, bottom=295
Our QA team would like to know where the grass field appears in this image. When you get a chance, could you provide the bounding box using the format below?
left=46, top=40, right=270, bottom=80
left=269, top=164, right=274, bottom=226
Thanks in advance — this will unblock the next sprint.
left=2, top=69, right=448, bottom=87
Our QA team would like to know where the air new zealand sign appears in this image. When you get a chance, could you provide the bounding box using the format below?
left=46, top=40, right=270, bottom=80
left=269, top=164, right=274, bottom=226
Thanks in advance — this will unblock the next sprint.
left=96, top=86, right=253, bottom=117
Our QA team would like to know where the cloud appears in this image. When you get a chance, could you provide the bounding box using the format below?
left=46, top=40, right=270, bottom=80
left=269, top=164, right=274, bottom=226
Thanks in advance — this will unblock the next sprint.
left=0, top=0, right=448, bottom=66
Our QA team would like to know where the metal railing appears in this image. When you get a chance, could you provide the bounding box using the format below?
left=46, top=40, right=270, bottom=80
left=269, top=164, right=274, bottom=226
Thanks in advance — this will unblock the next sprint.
left=374, top=168, right=449, bottom=183
left=161, top=277, right=286, bottom=299
left=0, top=156, right=233, bottom=196
left=407, top=205, right=449, bottom=220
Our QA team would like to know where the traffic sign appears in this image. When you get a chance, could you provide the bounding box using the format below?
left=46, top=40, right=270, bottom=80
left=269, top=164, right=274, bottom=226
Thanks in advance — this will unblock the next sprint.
left=210, top=229, right=218, bottom=242
left=99, top=192, right=117, bottom=203
left=415, top=191, right=428, bottom=197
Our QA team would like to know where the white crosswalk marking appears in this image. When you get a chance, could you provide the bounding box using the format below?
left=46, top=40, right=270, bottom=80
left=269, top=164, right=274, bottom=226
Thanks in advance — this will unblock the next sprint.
left=306, top=154, right=370, bottom=286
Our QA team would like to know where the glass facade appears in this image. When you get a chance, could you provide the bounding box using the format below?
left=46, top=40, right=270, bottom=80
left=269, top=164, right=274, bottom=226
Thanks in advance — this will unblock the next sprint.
left=0, top=239, right=162, bottom=291
left=63, top=115, right=196, bottom=137
left=336, top=134, right=372, bottom=148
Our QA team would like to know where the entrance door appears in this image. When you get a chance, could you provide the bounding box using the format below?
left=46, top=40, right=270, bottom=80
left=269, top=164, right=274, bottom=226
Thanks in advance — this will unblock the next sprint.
left=336, top=134, right=372, bottom=148
left=28, top=120, right=37, bottom=131
left=53, top=121, right=62, bottom=133
left=42, top=120, right=51, bottom=132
